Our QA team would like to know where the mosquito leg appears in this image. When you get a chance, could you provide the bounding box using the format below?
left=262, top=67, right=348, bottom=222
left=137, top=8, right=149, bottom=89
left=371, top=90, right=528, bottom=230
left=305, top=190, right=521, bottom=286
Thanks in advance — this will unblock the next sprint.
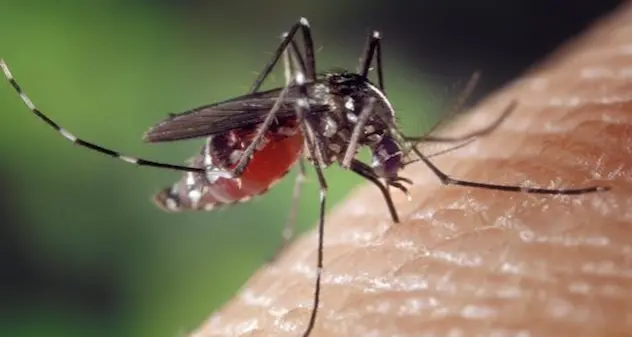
left=229, top=87, right=296, bottom=179
left=231, top=18, right=317, bottom=178
left=413, top=144, right=609, bottom=194
left=282, top=32, right=293, bottom=84
left=288, top=38, right=307, bottom=78
left=356, top=33, right=493, bottom=145
left=340, top=97, right=377, bottom=169
left=266, top=37, right=310, bottom=263
left=349, top=159, right=401, bottom=223
left=280, top=32, right=307, bottom=85
left=282, top=30, right=309, bottom=86
left=249, top=17, right=316, bottom=94
left=357, top=31, right=385, bottom=92
left=299, top=135, right=327, bottom=337
left=283, top=61, right=329, bottom=337
left=382, top=114, right=611, bottom=195
left=0, top=59, right=212, bottom=175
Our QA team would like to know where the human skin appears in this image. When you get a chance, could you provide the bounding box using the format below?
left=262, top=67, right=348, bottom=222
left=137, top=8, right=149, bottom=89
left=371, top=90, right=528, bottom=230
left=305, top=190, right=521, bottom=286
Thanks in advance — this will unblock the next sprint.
left=191, top=3, right=632, bottom=337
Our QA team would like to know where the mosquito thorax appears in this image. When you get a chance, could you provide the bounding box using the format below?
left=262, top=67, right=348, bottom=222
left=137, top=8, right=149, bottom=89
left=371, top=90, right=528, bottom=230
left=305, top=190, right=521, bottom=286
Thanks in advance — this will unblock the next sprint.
left=308, top=71, right=399, bottom=166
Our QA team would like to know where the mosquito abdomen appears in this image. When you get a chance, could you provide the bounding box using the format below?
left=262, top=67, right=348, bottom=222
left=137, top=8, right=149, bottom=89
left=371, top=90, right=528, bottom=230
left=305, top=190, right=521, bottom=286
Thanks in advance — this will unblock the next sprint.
left=154, top=131, right=305, bottom=212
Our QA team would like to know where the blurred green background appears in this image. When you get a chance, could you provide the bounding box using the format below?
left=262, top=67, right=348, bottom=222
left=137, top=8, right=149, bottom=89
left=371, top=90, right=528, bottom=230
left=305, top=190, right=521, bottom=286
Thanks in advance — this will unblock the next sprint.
left=0, top=1, right=621, bottom=337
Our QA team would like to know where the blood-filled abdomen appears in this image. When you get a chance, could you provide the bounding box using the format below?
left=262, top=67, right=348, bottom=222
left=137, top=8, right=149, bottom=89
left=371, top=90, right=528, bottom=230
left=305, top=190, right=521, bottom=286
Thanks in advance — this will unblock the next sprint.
left=154, top=125, right=304, bottom=212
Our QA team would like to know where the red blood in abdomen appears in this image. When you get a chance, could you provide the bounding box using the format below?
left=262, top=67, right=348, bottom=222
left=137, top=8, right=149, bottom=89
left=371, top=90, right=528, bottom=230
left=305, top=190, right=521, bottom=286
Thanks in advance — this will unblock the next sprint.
left=154, top=131, right=304, bottom=211
left=201, top=132, right=304, bottom=205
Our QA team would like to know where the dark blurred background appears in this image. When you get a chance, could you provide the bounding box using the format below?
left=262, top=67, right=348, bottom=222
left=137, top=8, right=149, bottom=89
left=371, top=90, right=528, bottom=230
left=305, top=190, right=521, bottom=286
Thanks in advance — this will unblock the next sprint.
left=0, top=1, right=623, bottom=336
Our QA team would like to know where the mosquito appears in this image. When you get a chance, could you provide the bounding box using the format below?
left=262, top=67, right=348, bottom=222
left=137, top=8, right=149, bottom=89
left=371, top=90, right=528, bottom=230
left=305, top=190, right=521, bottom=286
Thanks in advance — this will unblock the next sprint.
left=1, top=17, right=610, bottom=337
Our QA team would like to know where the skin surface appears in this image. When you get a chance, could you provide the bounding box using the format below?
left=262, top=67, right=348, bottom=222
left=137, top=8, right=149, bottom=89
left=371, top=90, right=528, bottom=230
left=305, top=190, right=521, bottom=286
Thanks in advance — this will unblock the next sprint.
left=191, top=3, right=632, bottom=337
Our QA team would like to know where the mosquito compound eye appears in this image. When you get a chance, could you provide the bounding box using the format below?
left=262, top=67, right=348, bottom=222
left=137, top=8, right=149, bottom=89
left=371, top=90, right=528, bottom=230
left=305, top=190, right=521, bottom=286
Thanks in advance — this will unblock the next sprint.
left=371, top=136, right=403, bottom=180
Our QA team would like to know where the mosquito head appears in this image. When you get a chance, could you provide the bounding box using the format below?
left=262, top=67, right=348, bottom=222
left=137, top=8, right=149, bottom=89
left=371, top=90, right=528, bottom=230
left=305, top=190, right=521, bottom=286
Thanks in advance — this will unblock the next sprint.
left=371, top=135, right=404, bottom=181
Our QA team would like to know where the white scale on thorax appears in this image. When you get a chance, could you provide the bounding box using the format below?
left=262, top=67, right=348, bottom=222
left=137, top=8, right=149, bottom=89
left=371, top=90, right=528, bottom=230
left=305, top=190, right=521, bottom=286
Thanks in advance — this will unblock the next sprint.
left=323, top=116, right=338, bottom=138
left=343, top=94, right=377, bottom=136
left=344, top=96, right=359, bottom=123
left=312, top=82, right=331, bottom=98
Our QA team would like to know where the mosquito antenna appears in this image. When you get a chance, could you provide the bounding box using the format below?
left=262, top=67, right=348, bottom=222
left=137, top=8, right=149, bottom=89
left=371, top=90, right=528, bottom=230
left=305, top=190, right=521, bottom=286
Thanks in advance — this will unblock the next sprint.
left=408, top=71, right=481, bottom=143
left=402, top=137, right=477, bottom=166
left=400, top=99, right=516, bottom=161
left=409, top=99, right=517, bottom=143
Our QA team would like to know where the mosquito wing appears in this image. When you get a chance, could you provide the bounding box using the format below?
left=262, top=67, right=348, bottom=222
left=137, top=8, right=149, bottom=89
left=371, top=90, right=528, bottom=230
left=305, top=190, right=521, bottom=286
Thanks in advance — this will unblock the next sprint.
left=143, top=85, right=329, bottom=143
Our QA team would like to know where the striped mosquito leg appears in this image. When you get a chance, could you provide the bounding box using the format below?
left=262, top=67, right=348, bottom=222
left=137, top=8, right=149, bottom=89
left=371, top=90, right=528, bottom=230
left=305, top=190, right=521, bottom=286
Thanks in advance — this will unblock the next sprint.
left=229, top=17, right=317, bottom=180
left=358, top=30, right=385, bottom=92
left=289, top=65, right=329, bottom=337
left=263, top=32, right=310, bottom=262
left=249, top=17, right=315, bottom=93
left=349, top=158, right=400, bottom=223
left=375, top=107, right=611, bottom=195
left=0, top=59, right=214, bottom=175
left=341, top=96, right=377, bottom=169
